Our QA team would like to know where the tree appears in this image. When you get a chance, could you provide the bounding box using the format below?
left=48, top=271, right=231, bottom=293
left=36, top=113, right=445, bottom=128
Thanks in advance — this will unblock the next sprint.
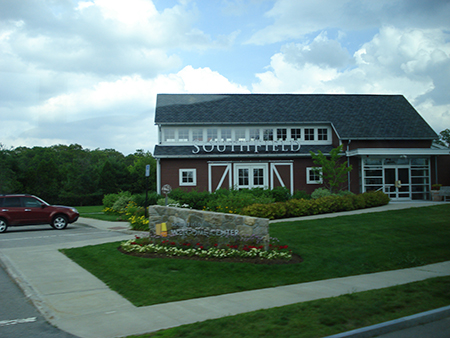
left=438, top=129, right=450, bottom=147
left=309, top=145, right=352, bottom=193
left=127, top=149, right=157, bottom=194
left=0, top=144, right=157, bottom=205
left=0, top=144, right=21, bottom=193
left=98, top=160, right=118, bottom=195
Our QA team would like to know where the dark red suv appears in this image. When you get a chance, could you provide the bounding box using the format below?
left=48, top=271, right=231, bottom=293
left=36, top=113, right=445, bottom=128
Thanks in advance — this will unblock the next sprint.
left=0, top=194, right=79, bottom=233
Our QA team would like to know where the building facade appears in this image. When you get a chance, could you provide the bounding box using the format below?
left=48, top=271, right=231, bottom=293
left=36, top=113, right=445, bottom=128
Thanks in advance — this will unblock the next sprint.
left=154, top=94, right=449, bottom=201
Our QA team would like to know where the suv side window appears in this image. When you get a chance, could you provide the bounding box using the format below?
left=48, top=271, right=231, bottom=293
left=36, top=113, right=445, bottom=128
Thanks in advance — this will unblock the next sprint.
left=3, top=197, right=22, bottom=207
left=22, top=197, right=42, bottom=208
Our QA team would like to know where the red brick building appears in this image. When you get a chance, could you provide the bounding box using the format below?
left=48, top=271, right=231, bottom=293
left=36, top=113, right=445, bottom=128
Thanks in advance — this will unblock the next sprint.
left=154, top=94, right=449, bottom=201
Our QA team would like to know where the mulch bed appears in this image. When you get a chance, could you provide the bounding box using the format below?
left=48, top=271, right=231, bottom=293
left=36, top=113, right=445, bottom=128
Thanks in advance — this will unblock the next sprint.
left=118, top=247, right=303, bottom=265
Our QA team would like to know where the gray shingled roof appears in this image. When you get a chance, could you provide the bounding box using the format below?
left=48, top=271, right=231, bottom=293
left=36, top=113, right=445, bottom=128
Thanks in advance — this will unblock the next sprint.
left=155, top=94, right=438, bottom=140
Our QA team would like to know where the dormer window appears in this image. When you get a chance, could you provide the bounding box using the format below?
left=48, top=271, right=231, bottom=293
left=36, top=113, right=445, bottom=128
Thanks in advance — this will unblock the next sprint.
left=193, top=129, right=203, bottom=141
left=291, top=128, right=301, bottom=140
left=318, top=128, right=328, bottom=141
left=277, top=128, right=287, bottom=141
left=236, top=129, right=246, bottom=141
left=179, top=129, right=189, bottom=142
left=160, top=125, right=331, bottom=144
left=263, top=128, right=273, bottom=141
left=164, top=128, right=175, bottom=142
left=221, top=129, right=232, bottom=141
left=305, top=128, right=315, bottom=141
left=249, top=128, right=260, bottom=140
left=207, top=128, right=218, bottom=141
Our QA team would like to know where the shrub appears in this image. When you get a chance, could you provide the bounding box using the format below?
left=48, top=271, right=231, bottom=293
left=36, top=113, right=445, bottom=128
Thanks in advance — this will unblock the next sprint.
left=242, top=202, right=287, bottom=220
left=349, top=194, right=366, bottom=209
left=285, top=199, right=311, bottom=217
left=362, top=191, right=390, bottom=208
left=206, top=192, right=274, bottom=214
left=292, top=190, right=311, bottom=200
left=314, top=195, right=344, bottom=213
left=157, top=197, right=180, bottom=206
left=340, top=194, right=357, bottom=211
left=103, top=193, right=119, bottom=208
left=131, top=192, right=161, bottom=207
left=311, top=187, right=332, bottom=199
left=244, top=191, right=390, bottom=219
left=270, top=186, right=292, bottom=202
left=337, top=190, right=354, bottom=196
left=124, top=201, right=149, bottom=231
left=168, top=188, right=212, bottom=210
left=112, top=191, right=133, bottom=212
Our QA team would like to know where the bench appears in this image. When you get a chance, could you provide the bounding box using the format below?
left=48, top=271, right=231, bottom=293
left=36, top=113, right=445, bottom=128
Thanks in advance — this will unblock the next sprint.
left=439, top=186, right=450, bottom=202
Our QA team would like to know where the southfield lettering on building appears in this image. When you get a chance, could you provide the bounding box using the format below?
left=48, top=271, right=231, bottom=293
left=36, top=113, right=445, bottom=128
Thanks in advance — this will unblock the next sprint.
left=192, top=140, right=301, bottom=154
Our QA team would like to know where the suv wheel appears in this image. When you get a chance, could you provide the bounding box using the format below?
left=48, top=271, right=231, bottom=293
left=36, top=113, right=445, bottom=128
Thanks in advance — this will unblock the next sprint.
left=52, top=215, right=68, bottom=230
left=0, top=219, right=7, bottom=233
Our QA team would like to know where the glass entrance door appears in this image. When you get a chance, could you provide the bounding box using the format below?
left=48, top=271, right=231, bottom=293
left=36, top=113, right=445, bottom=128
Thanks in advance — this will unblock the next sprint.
left=362, top=157, right=430, bottom=200
left=384, top=166, right=410, bottom=200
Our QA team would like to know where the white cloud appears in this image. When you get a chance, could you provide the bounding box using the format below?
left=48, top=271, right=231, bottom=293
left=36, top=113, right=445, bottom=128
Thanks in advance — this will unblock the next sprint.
left=175, top=66, right=249, bottom=93
left=0, top=0, right=233, bottom=80
left=354, top=27, right=450, bottom=103
left=281, top=32, right=352, bottom=69
left=1, top=0, right=449, bottom=155
left=247, top=0, right=450, bottom=45
left=3, top=66, right=249, bottom=155
left=253, top=53, right=340, bottom=93
left=93, top=0, right=159, bottom=25
left=252, top=26, right=450, bottom=132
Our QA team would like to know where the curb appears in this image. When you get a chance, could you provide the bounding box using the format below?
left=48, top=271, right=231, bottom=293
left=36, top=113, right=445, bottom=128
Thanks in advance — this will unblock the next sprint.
left=324, top=305, right=450, bottom=338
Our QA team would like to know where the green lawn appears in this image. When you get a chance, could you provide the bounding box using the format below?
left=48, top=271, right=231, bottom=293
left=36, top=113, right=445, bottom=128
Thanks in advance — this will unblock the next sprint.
left=76, top=205, right=125, bottom=221
left=130, top=276, right=450, bottom=338
left=61, top=204, right=450, bottom=307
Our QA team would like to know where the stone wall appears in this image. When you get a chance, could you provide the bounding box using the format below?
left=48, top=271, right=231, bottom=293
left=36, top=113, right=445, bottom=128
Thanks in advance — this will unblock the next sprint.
left=148, top=205, right=269, bottom=237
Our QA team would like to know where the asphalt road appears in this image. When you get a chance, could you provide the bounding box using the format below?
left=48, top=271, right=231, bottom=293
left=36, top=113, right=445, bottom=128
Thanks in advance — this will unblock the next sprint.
left=373, top=316, right=450, bottom=338
left=0, top=222, right=127, bottom=249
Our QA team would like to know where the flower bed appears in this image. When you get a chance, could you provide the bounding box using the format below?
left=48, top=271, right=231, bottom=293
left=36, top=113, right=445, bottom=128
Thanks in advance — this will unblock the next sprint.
left=120, top=234, right=293, bottom=262
left=104, top=201, right=149, bottom=230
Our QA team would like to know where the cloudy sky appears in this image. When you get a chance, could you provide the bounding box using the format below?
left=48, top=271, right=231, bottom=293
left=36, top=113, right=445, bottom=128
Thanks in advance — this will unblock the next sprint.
left=1, top=0, right=449, bottom=155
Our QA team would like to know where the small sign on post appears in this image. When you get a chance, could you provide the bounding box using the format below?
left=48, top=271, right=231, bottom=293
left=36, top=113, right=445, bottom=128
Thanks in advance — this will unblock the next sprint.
left=161, top=184, right=172, bottom=206
left=145, top=164, right=150, bottom=177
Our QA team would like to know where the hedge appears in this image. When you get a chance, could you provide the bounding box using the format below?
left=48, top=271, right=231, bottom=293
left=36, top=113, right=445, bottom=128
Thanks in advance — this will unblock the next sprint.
left=242, top=191, right=390, bottom=220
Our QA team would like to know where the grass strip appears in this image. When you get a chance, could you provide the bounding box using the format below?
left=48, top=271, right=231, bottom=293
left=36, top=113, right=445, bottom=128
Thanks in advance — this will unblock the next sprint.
left=61, top=204, right=450, bottom=306
left=77, top=205, right=124, bottom=221
left=129, top=276, right=450, bottom=338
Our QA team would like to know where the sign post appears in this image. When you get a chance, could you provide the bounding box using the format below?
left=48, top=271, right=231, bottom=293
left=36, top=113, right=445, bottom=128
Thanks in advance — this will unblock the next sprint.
left=144, top=164, right=150, bottom=216
left=161, top=184, right=172, bottom=206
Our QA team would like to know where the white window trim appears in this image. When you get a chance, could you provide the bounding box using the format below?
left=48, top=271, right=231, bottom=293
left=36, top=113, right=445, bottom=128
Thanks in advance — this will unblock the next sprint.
left=179, top=169, right=197, bottom=186
left=160, top=126, right=332, bottom=145
left=233, top=163, right=269, bottom=189
left=317, top=128, right=327, bottom=140
left=307, top=167, right=323, bottom=184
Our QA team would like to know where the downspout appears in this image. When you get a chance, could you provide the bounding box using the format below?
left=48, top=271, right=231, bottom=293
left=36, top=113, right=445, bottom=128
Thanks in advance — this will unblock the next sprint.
left=435, top=156, right=438, bottom=184
left=347, top=140, right=351, bottom=192
left=156, top=158, right=161, bottom=195
left=156, top=124, right=162, bottom=194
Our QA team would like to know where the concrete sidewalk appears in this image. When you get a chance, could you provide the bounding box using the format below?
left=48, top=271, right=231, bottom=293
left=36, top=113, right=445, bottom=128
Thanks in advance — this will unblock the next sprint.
left=0, top=201, right=449, bottom=338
